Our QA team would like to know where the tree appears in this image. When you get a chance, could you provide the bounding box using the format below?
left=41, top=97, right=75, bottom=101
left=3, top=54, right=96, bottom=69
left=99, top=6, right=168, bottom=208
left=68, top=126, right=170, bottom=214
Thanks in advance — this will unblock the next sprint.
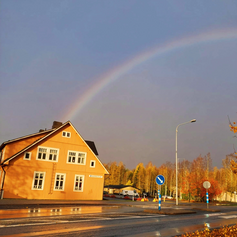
left=133, top=163, right=146, bottom=191
left=200, top=178, right=222, bottom=201
left=228, top=118, right=237, bottom=173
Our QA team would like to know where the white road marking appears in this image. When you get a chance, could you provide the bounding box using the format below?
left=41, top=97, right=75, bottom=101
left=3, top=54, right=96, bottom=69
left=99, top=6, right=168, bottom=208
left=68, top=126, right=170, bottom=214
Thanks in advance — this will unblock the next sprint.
left=0, top=215, right=165, bottom=228
left=219, top=215, right=237, bottom=219
left=205, top=213, right=225, bottom=217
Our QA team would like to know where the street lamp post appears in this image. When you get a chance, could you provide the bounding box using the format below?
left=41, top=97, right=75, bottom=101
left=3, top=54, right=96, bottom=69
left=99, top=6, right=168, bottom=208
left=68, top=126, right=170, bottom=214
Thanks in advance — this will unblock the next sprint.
left=176, top=119, right=196, bottom=206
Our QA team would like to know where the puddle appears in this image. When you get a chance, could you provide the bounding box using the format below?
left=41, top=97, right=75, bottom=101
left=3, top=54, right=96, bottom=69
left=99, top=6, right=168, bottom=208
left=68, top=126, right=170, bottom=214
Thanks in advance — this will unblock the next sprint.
left=0, top=206, right=119, bottom=219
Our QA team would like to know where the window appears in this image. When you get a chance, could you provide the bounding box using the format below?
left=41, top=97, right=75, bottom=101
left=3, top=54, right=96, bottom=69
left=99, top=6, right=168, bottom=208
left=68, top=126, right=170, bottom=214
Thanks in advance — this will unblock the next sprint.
left=37, top=146, right=59, bottom=162
left=54, top=173, right=66, bottom=191
left=74, top=175, right=84, bottom=192
left=49, top=149, right=57, bottom=161
left=68, top=151, right=76, bottom=163
left=90, top=160, right=96, bottom=168
left=62, top=131, right=71, bottom=138
left=24, top=152, right=31, bottom=160
left=32, top=172, right=45, bottom=190
left=67, top=151, right=86, bottom=165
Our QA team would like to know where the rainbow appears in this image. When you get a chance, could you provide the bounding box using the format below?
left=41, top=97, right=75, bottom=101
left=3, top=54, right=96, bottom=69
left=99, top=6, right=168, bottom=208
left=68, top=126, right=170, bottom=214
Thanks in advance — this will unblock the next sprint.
left=62, top=28, right=237, bottom=122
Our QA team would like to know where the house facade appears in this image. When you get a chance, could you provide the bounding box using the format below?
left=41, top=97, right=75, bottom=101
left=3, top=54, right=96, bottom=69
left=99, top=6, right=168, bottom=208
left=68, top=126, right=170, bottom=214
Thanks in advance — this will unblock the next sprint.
left=0, top=121, right=109, bottom=200
left=104, top=185, right=140, bottom=195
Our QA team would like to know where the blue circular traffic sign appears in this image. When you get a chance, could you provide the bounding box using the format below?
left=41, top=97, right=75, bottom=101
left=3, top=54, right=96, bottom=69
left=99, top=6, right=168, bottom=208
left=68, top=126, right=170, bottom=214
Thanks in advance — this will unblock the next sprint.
left=156, top=175, right=165, bottom=185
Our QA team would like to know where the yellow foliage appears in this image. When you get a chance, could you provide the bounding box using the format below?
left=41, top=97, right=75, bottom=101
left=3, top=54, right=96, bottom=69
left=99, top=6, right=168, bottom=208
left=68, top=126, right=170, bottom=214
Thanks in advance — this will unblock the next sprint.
left=178, top=223, right=237, bottom=236
left=230, top=160, right=237, bottom=174
left=229, top=123, right=237, bottom=133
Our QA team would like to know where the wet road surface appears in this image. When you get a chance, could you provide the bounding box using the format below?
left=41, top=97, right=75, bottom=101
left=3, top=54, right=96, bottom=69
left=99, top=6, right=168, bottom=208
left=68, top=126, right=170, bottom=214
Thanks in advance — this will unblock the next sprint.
left=0, top=205, right=237, bottom=236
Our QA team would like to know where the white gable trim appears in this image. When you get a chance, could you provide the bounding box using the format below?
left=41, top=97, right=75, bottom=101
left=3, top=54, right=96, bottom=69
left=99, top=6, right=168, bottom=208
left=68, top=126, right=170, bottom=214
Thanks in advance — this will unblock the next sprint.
left=2, top=121, right=109, bottom=175
left=69, top=122, right=109, bottom=174
left=2, top=122, right=70, bottom=164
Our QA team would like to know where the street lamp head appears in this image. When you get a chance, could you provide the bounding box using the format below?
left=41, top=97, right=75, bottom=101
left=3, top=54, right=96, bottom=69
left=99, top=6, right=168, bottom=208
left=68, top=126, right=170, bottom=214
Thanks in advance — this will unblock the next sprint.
left=190, top=119, right=196, bottom=123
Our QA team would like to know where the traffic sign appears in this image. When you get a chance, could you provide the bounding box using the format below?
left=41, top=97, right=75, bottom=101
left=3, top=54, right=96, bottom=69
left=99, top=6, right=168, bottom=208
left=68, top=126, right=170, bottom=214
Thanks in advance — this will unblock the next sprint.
left=156, top=175, right=165, bottom=185
left=203, top=181, right=211, bottom=189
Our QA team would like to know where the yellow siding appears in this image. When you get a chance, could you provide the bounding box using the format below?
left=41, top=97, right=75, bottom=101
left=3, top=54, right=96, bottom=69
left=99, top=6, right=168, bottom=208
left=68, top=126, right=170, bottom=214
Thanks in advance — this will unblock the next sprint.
left=3, top=133, right=48, bottom=162
left=2, top=123, right=107, bottom=200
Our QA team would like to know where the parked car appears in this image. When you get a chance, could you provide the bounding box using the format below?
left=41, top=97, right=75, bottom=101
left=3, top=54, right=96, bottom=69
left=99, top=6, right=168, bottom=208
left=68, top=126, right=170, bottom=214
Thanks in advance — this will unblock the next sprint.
left=120, top=190, right=139, bottom=197
left=162, top=195, right=173, bottom=199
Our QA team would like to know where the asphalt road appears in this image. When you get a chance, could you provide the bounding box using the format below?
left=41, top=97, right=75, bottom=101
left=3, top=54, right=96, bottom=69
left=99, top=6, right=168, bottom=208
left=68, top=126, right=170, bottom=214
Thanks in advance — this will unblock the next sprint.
left=0, top=202, right=237, bottom=236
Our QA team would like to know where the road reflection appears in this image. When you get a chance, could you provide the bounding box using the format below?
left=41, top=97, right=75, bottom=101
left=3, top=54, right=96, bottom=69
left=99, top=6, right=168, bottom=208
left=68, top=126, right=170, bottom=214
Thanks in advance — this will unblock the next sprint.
left=0, top=206, right=117, bottom=219
left=1, top=225, right=103, bottom=237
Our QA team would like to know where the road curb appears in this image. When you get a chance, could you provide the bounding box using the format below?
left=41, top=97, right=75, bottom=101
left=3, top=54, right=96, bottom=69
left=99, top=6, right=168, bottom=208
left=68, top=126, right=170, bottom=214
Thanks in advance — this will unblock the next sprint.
left=192, top=208, right=221, bottom=212
left=144, top=208, right=196, bottom=215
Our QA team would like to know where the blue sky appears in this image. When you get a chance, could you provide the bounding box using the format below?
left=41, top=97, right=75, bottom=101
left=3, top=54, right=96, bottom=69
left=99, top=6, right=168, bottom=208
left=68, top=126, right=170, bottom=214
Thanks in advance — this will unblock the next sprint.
left=1, top=0, right=237, bottom=169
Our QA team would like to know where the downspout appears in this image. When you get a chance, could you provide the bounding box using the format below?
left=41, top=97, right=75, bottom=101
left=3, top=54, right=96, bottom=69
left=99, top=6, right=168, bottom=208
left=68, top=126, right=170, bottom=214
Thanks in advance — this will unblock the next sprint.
left=0, top=165, right=6, bottom=199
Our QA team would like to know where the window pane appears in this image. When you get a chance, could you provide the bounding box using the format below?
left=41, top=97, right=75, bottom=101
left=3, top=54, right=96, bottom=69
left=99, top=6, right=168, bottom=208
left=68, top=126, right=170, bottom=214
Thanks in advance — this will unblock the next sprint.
left=33, top=172, right=44, bottom=190
left=74, top=176, right=83, bottom=191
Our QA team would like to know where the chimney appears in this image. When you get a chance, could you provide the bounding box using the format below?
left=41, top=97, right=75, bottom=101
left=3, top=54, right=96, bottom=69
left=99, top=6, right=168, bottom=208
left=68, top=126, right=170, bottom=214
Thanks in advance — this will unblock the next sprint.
left=52, top=121, right=63, bottom=129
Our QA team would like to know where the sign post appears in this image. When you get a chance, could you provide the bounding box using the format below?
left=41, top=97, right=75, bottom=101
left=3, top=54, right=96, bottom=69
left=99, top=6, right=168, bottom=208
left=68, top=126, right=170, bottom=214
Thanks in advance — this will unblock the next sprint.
left=203, top=181, right=211, bottom=209
left=156, top=175, right=165, bottom=211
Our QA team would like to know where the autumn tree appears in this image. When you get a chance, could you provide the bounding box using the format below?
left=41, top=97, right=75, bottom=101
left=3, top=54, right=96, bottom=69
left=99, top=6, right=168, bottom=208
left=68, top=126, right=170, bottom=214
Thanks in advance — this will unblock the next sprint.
left=222, top=155, right=237, bottom=201
left=187, top=156, right=206, bottom=201
left=144, top=162, right=155, bottom=194
left=133, top=163, right=146, bottom=191
left=200, top=178, right=222, bottom=201
left=228, top=118, right=237, bottom=173
left=180, top=160, right=192, bottom=201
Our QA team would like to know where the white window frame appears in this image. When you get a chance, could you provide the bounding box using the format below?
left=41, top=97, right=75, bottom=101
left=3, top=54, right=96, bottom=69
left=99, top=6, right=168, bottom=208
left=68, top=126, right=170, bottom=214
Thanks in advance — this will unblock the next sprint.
left=90, top=160, right=96, bottom=168
left=32, top=171, right=46, bottom=190
left=62, top=131, right=71, bottom=138
left=74, top=175, right=84, bottom=192
left=54, top=173, right=66, bottom=191
left=36, top=146, right=59, bottom=162
left=23, top=152, right=31, bottom=160
left=67, top=150, right=86, bottom=165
